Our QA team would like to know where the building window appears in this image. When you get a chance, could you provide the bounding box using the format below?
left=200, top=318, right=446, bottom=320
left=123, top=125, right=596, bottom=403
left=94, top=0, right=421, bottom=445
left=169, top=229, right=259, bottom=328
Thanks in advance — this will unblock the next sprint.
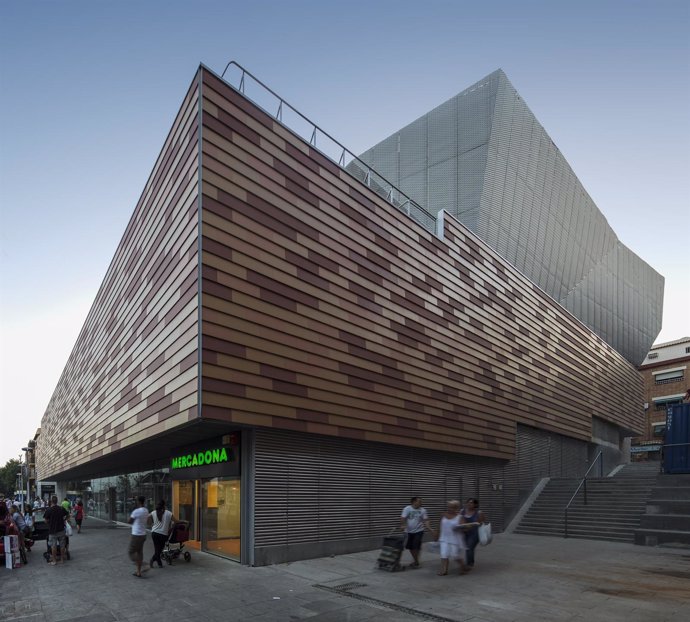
left=652, top=424, right=666, bottom=437
left=655, top=399, right=682, bottom=411
left=648, top=353, right=659, bottom=359
left=686, top=346, right=690, bottom=353
left=655, top=371, right=684, bottom=385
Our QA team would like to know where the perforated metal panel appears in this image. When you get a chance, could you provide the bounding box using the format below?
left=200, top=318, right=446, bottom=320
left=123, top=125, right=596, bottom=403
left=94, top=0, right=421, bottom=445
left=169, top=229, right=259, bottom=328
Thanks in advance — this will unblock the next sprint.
left=356, top=70, right=663, bottom=366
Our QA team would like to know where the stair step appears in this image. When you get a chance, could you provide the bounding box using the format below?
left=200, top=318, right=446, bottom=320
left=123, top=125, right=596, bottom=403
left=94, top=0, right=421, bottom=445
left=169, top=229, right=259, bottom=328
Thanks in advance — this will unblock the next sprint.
left=514, top=528, right=633, bottom=543
left=519, top=523, right=638, bottom=532
left=634, top=528, right=690, bottom=546
left=650, top=489, right=690, bottom=500
left=525, top=515, right=643, bottom=520
left=645, top=501, right=690, bottom=514
left=526, top=508, right=646, bottom=514
left=639, top=514, right=690, bottom=530
left=525, top=508, right=646, bottom=514
left=517, top=463, right=689, bottom=547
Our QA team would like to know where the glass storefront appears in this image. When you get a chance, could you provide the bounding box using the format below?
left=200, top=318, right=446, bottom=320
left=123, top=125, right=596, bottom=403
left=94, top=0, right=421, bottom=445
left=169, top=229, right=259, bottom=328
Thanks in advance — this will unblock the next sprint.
left=202, top=477, right=241, bottom=561
left=172, top=477, right=241, bottom=560
left=171, top=434, right=242, bottom=561
left=85, top=464, right=171, bottom=522
left=173, top=479, right=198, bottom=540
left=68, top=434, right=242, bottom=562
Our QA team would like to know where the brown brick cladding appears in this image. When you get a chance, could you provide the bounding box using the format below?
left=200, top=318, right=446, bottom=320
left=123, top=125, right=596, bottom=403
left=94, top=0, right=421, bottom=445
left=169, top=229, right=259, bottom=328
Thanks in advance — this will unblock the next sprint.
left=37, top=76, right=202, bottom=479
left=198, top=69, right=644, bottom=460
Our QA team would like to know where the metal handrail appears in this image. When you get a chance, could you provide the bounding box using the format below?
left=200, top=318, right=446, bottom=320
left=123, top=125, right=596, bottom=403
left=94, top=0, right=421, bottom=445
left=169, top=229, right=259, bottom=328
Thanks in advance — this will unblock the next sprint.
left=564, top=450, right=604, bottom=538
left=219, top=61, right=436, bottom=231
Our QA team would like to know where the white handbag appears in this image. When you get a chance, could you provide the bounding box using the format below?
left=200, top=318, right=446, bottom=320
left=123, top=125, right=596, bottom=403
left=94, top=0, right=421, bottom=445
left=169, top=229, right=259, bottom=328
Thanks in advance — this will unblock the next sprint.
left=425, top=540, right=440, bottom=553
left=65, top=521, right=73, bottom=537
left=478, top=522, right=492, bottom=546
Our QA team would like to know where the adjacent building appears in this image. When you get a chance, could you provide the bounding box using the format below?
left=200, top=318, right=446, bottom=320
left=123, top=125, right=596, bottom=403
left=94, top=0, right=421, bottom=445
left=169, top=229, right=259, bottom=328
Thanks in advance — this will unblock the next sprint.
left=633, top=337, right=690, bottom=460
left=37, top=64, right=651, bottom=565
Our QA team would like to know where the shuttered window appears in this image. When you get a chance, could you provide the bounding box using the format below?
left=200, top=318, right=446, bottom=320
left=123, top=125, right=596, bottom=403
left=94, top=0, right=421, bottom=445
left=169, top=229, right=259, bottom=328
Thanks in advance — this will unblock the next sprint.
left=654, top=369, right=685, bottom=385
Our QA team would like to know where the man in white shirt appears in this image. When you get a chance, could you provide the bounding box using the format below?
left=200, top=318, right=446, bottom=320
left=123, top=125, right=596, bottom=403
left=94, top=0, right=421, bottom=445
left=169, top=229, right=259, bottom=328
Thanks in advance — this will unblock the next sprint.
left=400, top=496, right=431, bottom=568
left=128, top=496, right=149, bottom=577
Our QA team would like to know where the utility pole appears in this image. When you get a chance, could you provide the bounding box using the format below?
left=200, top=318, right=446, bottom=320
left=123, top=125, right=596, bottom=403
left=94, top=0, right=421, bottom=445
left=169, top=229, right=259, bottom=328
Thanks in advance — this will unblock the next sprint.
left=22, top=447, right=30, bottom=506
left=17, top=454, right=24, bottom=509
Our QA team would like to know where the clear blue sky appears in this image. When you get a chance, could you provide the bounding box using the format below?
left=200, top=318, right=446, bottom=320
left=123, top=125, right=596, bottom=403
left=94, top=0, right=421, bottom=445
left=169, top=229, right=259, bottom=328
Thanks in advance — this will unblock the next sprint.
left=1, top=0, right=688, bottom=465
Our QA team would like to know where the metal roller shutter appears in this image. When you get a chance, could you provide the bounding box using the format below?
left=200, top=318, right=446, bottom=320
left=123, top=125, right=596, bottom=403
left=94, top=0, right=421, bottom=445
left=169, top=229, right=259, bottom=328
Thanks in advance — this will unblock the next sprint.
left=253, top=429, right=509, bottom=548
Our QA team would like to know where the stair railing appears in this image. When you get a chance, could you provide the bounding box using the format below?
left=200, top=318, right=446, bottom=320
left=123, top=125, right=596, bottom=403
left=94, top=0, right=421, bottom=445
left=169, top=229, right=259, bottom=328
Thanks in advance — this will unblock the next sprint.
left=564, top=450, right=604, bottom=538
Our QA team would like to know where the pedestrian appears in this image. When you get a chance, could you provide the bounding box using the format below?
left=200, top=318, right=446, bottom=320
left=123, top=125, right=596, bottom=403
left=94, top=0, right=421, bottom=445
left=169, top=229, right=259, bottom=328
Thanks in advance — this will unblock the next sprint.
left=128, top=495, right=149, bottom=577
left=24, top=506, right=34, bottom=534
left=0, top=503, right=18, bottom=537
left=73, top=500, right=85, bottom=533
left=460, top=497, right=487, bottom=570
left=400, top=496, right=432, bottom=568
left=148, top=500, right=176, bottom=568
left=435, top=500, right=467, bottom=576
left=43, top=495, right=69, bottom=565
left=10, top=504, right=29, bottom=549
left=10, top=505, right=27, bottom=533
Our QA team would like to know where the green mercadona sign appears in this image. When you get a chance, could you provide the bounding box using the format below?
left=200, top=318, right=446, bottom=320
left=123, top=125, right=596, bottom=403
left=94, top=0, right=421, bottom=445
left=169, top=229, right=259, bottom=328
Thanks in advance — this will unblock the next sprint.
left=171, top=447, right=230, bottom=470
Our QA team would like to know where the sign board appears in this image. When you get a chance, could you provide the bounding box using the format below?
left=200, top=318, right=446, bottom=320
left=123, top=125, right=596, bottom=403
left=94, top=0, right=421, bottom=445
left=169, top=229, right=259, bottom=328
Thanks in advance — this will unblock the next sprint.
left=630, top=445, right=661, bottom=453
left=170, top=434, right=240, bottom=480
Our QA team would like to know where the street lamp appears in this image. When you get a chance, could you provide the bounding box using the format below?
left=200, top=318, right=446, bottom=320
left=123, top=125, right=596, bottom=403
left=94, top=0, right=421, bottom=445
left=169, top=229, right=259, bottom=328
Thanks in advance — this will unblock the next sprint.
left=21, top=447, right=29, bottom=507
left=16, top=467, right=23, bottom=508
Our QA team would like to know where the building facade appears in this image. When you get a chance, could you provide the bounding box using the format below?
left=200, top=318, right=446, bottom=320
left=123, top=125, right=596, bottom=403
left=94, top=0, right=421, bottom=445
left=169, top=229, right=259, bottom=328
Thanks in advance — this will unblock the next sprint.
left=354, top=70, right=664, bottom=366
left=633, top=337, right=690, bottom=460
left=37, top=65, right=645, bottom=565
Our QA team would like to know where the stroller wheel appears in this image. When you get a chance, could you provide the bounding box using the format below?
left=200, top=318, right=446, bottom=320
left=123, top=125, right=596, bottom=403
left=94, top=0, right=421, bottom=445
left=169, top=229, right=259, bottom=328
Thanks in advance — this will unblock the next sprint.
left=184, top=552, right=191, bottom=562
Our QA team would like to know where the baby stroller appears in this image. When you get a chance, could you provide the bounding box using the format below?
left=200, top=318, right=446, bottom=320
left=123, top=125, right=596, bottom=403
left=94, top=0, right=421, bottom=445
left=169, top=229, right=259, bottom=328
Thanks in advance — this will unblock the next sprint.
left=161, top=521, right=191, bottom=564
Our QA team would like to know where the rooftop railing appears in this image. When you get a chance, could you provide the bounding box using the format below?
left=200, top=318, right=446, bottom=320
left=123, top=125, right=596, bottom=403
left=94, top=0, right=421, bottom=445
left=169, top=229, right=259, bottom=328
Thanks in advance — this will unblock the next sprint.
left=220, top=61, right=436, bottom=232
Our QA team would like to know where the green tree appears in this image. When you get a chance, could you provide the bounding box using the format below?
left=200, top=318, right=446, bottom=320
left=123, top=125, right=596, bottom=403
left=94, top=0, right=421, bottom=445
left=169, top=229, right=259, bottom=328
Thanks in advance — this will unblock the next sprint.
left=0, top=459, right=20, bottom=497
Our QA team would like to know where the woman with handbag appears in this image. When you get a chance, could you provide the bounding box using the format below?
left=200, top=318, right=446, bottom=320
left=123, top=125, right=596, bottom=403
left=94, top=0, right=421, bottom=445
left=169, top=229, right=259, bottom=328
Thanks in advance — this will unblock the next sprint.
left=460, top=498, right=487, bottom=570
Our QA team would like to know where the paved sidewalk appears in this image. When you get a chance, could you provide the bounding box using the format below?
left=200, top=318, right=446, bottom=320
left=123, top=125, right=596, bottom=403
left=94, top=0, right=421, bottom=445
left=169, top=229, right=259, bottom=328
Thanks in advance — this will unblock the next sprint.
left=1, top=520, right=688, bottom=622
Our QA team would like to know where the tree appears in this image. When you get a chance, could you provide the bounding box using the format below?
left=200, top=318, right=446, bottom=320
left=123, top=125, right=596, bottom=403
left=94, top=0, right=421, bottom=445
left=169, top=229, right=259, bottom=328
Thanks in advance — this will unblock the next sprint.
left=0, top=459, right=20, bottom=498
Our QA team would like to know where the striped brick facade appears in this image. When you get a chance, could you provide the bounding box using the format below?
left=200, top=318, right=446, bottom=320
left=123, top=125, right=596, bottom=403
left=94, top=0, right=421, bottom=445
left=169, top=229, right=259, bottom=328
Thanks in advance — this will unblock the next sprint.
left=37, top=76, right=201, bottom=478
left=198, top=68, right=642, bottom=461
left=37, top=66, right=643, bottom=563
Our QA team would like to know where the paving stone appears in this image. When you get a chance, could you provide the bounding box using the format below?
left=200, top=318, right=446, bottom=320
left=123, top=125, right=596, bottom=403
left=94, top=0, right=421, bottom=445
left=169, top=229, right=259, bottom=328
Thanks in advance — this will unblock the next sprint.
left=4, top=522, right=690, bottom=622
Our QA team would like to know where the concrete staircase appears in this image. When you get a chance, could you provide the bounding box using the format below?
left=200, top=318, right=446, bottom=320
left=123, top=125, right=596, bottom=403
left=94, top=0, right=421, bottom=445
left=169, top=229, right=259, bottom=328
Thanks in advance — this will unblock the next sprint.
left=635, top=473, right=690, bottom=547
left=514, top=462, right=659, bottom=543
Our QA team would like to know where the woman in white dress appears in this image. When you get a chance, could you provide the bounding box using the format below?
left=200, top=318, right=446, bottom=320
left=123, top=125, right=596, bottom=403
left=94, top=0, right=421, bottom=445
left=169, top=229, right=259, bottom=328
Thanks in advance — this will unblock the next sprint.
left=435, top=500, right=468, bottom=576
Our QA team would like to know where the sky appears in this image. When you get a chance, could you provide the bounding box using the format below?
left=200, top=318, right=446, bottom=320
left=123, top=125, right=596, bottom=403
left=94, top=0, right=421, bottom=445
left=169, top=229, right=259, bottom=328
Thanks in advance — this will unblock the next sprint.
left=1, top=0, right=688, bottom=466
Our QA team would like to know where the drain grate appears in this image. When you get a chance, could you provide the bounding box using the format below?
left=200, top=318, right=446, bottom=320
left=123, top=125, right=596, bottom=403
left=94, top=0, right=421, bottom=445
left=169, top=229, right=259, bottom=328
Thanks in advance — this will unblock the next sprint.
left=313, top=584, right=458, bottom=622
left=329, top=582, right=368, bottom=591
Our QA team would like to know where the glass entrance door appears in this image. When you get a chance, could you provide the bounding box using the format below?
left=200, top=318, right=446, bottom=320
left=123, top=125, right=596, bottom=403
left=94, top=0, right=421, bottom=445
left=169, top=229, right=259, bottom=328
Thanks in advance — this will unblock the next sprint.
left=201, top=477, right=241, bottom=561
left=173, top=480, right=199, bottom=544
